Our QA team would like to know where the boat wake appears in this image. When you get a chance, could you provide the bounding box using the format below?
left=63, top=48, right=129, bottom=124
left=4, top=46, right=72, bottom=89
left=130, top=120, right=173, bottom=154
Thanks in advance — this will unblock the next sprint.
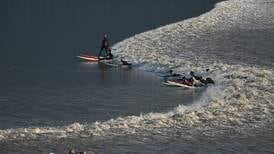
left=1, top=0, right=274, bottom=141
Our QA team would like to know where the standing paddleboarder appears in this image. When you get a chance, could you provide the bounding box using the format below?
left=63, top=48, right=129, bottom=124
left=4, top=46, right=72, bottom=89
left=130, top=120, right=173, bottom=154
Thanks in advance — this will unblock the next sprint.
left=98, top=34, right=110, bottom=59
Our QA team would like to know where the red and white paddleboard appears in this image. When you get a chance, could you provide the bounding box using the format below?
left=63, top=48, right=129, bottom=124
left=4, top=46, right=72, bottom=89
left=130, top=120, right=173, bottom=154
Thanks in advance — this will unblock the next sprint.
left=77, top=55, right=108, bottom=62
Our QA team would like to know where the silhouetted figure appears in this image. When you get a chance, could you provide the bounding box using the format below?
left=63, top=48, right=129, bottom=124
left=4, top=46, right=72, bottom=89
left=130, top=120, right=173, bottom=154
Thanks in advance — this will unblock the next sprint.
left=120, top=58, right=131, bottom=65
left=69, top=149, right=88, bottom=154
left=98, top=34, right=110, bottom=59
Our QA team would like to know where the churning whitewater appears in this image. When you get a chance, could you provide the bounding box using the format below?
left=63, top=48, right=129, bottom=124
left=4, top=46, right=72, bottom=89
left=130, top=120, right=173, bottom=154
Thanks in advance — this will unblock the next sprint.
left=0, top=0, right=274, bottom=141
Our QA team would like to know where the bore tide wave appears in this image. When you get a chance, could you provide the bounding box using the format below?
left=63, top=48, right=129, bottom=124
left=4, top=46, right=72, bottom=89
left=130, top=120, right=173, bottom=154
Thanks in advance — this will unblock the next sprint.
left=1, top=0, right=274, bottom=141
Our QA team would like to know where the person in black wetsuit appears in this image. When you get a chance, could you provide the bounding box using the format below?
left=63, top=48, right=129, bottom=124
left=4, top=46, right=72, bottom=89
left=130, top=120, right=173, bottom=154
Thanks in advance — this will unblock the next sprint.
left=68, top=149, right=88, bottom=154
left=120, top=58, right=131, bottom=65
left=98, top=34, right=110, bottom=59
left=190, top=71, right=214, bottom=85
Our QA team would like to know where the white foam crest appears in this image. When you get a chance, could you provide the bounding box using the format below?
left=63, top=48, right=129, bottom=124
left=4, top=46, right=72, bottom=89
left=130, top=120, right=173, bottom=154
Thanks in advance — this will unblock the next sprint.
left=112, top=0, right=274, bottom=128
left=1, top=0, right=274, bottom=141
